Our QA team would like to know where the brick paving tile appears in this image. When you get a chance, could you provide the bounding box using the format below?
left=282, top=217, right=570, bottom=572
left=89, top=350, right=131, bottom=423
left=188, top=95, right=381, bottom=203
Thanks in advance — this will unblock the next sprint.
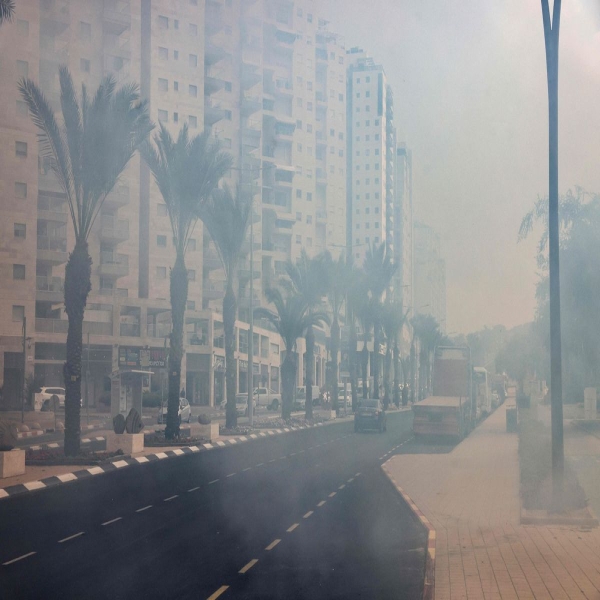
left=385, top=404, right=600, bottom=599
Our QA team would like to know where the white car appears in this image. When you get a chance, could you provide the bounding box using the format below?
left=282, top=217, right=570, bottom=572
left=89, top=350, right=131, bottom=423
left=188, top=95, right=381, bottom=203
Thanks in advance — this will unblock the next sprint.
left=157, top=398, right=191, bottom=424
left=39, top=387, right=66, bottom=410
left=253, top=387, right=281, bottom=411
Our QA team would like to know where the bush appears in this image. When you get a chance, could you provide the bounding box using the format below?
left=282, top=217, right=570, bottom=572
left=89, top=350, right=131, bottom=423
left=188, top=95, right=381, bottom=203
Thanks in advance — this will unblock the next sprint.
left=142, top=392, right=163, bottom=407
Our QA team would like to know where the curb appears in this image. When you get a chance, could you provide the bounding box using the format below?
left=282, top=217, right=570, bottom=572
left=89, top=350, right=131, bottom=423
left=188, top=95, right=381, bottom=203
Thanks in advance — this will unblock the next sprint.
left=382, top=461, right=435, bottom=600
left=16, top=422, right=108, bottom=440
left=0, top=421, right=340, bottom=502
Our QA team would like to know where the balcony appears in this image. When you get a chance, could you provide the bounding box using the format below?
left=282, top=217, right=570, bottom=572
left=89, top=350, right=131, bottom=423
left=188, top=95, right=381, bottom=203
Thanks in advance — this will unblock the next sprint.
left=99, top=216, right=129, bottom=244
left=237, top=259, right=261, bottom=280
left=104, top=185, right=130, bottom=209
left=203, top=247, right=222, bottom=270
left=243, top=122, right=261, bottom=149
left=36, top=276, right=64, bottom=303
left=37, top=207, right=67, bottom=225
left=187, top=332, right=208, bottom=347
left=102, top=0, right=131, bottom=36
left=203, top=281, right=225, bottom=300
left=98, top=287, right=128, bottom=298
left=275, top=29, right=297, bottom=45
left=148, top=323, right=171, bottom=339
left=37, top=235, right=67, bottom=265
left=274, top=121, right=295, bottom=139
left=35, top=318, right=68, bottom=334
left=204, top=100, right=227, bottom=127
left=205, top=42, right=229, bottom=67
left=238, top=290, right=261, bottom=308
left=241, top=95, right=262, bottom=117
left=204, top=74, right=226, bottom=96
left=83, top=321, right=113, bottom=336
left=241, top=63, right=261, bottom=90
left=98, top=252, right=129, bottom=279
left=316, top=168, right=327, bottom=182
left=40, top=0, right=70, bottom=36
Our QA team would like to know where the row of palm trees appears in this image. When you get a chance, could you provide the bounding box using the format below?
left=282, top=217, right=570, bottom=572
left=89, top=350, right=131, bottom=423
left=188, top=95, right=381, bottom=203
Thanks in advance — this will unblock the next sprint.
left=20, top=68, right=442, bottom=453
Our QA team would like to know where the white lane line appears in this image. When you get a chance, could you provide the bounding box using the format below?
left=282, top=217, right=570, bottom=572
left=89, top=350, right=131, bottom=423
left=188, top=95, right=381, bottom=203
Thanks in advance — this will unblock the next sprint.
left=307, top=446, right=313, bottom=450
left=303, top=511, right=313, bottom=519
left=317, top=500, right=326, bottom=507
left=347, top=477, right=354, bottom=483
left=259, top=433, right=267, bottom=437
left=242, top=467, right=251, bottom=472
left=287, top=523, right=299, bottom=532
left=355, top=472, right=361, bottom=477
left=290, top=452, right=296, bottom=456
left=58, top=531, right=85, bottom=544
left=338, top=484, right=346, bottom=490
left=95, top=436, right=104, bottom=441
left=113, top=460, right=128, bottom=469
left=188, top=486, right=200, bottom=492
left=238, top=559, right=258, bottom=574
left=265, top=539, right=281, bottom=551
left=268, top=459, right=276, bottom=463
left=47, top=443, right=60, bottom=448
left=136, top=505, right=152, bottom=513
left=164, top=495, right=178, bottom=502
left=207, top=585, right=229, bottom=600
left=298, top=450, right=305, bottom=454
left=2, top=551, right=36, bottom=566
left=102, top=517, right=122, bottom=526
left=209, top=479, right=219, bottom=485
left=226, top=473, right=236, bottom=478
left=279, top=456, right=286, bottom=460
left=328, top=492, right=337, bottom=498
left=256, top=463, right=264, bottom=467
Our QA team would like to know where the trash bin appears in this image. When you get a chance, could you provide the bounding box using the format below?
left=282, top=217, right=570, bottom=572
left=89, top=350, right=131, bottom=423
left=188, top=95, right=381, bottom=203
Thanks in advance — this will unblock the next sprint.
left=506, top=406, right=517, bottom=433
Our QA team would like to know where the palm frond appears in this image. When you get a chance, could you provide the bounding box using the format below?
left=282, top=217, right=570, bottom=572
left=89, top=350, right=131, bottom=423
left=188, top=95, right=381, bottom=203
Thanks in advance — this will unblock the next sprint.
left=0, top=0, right=15, bottom=24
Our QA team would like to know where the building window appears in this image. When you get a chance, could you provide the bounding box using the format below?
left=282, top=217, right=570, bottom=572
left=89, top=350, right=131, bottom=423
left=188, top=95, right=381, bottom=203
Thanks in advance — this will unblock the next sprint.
left=157, top=235, right=167, bottom=247
left=366, top=76, right=370, bottom=83
left=188, top=115, right=198, bottom=128
left=17, top=19, right=29, bottom=36
left=307, top=102, right=313, bottom=111
left=306, top=192, right=312, bottom=201
left=189, top=54, right=198, bottom=67
left=174, top=19, right=179, bottom=29
left=307, top=81, right=313, bottom=91
left=189, top=23, right=198, bottom=36
left=365, top=207, right=370, bottom=214
left=307, top=13, right=313, bottom=22
left=187, top=300, right=196, bottom=310
left=225, top=82, right=232, bottom=92
left=156, top=266, right=167, bottom=280
left=306, top=215, right=312, bottom=224
left=296, top=120, right=302, bottom=130
left=158, top=47, right=168, bottom=60
left=158, top=15, right=169, bottom=29
left=307, top=237, right=312, bottom=246
left=16, top=60, right=28, bottom=78
left=187, top=269, right=196, bottom=281
left=374, top=237, right=379, bottom=244
left=366, top=223, right=370, bottom=229
left=157, top=204, right=168, bottom=216
left=158, top=109, right=168, bottom=122
left=174, top=112, right=179, bottom=122
left=14, top=223, right=26, bottom=238
left=375, top=222, right=380, bottom=229
left=16, top=101, right=28, bottom=117
left=225, top=110, right=232, bottom=120
left=297, top=98, right=303, bottom=108
left=375, top=207, right=380, bottom=214
left=15, top=182, right=27, bottom=198
left=13, top=264, right=25, bottom=280
left=339, top=93, right=343, bottom=102
left=80, top=21, right=91, bottom=40
left=296, top=235, right=301, bottom=244
left=174, top=81, right=179, bottom=92
left=12, top=305, right=25, bottom=322
left=296, top=212, right=302, bottom=221
left=158, top=78, right=168, bottom=92
left=366, top=91, right=371, bottom=98
left=15, top=141, right=27, bottom=157
left=339, top=150, right=344, bottom=157
left=189, top=84, right=197, bottom=97
left=174, top=50, right=179, bottom=60
left=297, top=143, right=302, bottom=152
left=296, top=190, right=302, bottom=199
left=375, top=119, right=380, bottom=126
left=80, top=59, right=90, bottom=73
left=366, top=120, right=370, bottom=127
left=307, top=124, right=312, bottom=133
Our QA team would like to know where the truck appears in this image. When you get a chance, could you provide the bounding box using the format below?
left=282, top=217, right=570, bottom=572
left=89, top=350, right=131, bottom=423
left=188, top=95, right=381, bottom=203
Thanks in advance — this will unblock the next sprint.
left=473, top=367, right=492, bottom=418
left=412, top=346, right=474, bottom=439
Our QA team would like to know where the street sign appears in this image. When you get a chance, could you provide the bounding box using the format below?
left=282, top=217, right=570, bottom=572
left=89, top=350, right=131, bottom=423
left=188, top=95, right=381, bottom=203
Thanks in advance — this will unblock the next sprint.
left=118, top=346, right=167, bottom=369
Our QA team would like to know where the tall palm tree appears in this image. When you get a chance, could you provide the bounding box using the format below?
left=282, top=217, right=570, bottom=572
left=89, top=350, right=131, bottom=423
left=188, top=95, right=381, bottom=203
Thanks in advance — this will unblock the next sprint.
left=364, top=242, right=397, bottom=399
left=411, top=313, right=441, bottom=399
left=322, top=252, right=354, bottom=411
left=284, top=250, right=327, bottom=419
left=381, top=298, right=408, bottom=408
left=19, top=68, right=152, bottom=455
left=199, top=185, right=251, bottom=428
left=143, top=124, right=231, bottom=439
left=255, top=288, right=328, bottom=420
left=0, top=0, right=14, bottom=25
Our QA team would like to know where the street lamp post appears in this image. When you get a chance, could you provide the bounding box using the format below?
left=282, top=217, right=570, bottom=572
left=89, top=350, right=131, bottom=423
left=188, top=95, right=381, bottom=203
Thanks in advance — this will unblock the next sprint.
left=248, top=198, right=254, bottom=426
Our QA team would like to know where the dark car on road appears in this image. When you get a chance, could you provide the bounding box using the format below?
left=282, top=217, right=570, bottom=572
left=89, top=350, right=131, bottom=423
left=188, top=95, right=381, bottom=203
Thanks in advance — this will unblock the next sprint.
left=354, top=399, right=387, bottom=433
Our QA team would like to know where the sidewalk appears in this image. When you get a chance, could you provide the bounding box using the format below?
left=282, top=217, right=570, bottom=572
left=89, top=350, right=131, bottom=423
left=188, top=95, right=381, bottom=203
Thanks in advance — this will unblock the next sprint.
left=384, top=404, right=600, bottom=600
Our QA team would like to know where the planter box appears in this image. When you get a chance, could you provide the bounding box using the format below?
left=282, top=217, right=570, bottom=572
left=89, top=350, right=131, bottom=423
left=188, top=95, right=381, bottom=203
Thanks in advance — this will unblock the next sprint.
left=197, top=422, right=219, bottom=441
left=0, top=449, right=26, bottom=478
left=106, top=432, right=144, bottom=454
left=329, top=410, right=337, bottom=419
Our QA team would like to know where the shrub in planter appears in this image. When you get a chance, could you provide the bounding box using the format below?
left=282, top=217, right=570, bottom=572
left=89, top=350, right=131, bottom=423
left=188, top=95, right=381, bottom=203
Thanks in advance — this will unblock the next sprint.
left=142, top=391, right=163, bottom=408
left=198, top=413, right=212, bottom=425
left=0, top=420, right=18, bottom=451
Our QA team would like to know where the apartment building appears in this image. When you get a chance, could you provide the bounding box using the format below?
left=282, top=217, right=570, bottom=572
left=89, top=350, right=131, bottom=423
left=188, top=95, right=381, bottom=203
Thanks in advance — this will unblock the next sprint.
left=414, top=221, right=447, bottom=332
left=0, top=0, right=347, bottom=408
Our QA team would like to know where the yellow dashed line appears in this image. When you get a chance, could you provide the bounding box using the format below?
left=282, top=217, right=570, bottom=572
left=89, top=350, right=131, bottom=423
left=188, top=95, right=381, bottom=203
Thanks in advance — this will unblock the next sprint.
left=317, top=500, right=326, bottom=507
left=239, top=559, right=258, bottom=574
left=328, top=492, right=336, bottom=498
left=303, top=511, right=313, bottom=519
left=287, top=523, right=299, bottom=532
left=265, top=539, right=281, bottom=550
left=207, top=585, right=229, bottom=600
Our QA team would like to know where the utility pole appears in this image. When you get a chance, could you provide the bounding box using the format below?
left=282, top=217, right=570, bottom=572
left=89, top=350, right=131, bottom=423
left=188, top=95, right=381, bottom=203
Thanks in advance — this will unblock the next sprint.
left=248, top=198, right=254, bottom=426
left=85, top=332, right=90, bottom=427
left=541, top=0, right=564, bottom=512
left=21, top=316, right=26, bottom=423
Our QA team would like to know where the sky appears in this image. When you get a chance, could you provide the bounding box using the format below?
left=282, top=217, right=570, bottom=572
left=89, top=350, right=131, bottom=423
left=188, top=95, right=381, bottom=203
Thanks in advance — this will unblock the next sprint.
left=320, top=0, right=600, bottom=333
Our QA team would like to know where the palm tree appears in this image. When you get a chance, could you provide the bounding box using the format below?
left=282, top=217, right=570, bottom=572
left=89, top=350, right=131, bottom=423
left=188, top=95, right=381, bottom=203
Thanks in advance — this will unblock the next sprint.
left=363, top=242, right=397, bottom=399
left=355, top=289, right=374, bottom=400
left=143, top=124, right=231, bottom=439
left=255, top=288, right=328, bottom=420
left=322, top=252, right=354, bottom=411
left=199, top=186, right=251, bottom=428
left=19, top=68, right=152, bottom=455
left=381, top=298, right=408, bottom=408
left=0, top=0, right=14, bottom=25
left=411, top=313, right=441, bottom=399
left=283, top=251, right=328, bottom=419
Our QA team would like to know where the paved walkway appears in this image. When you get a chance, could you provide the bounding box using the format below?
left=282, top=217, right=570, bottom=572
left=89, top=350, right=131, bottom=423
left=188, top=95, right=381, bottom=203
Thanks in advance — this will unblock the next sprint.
left=385, top=404, right=600, bottom=600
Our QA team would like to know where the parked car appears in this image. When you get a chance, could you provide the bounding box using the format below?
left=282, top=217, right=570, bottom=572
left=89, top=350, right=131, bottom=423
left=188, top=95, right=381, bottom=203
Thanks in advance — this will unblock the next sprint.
left=235, top=393, right=256, bottom=417
left=39, top=387, right=66, bottom=410
left=354, top=399, right=387, bottom=433
left=253, top=387, right=281, bottom=411
left=157, top=397, right=191, bottom=424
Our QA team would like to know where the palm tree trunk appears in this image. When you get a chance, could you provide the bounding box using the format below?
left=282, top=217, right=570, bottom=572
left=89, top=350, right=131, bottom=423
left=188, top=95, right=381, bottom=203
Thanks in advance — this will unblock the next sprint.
left=361, top=340, right=369, bottom=399
left=63, top=241, right=91, bottom=456
left=166, top=253, right=188, bottom=439
left=349, top=319, right=358, bottom=412
left=224, top=281, right=237, bottom=428
left=393, top=342, right=401, bottom=407
left=305, top=324, right=314, bottom=420
left=281, top=352, right=296, bottom=420
left=330, top=317, right=340, bottom=411
left=383, top=345, right=392, bottom=409
left=373, top=321, right=381, bottom=399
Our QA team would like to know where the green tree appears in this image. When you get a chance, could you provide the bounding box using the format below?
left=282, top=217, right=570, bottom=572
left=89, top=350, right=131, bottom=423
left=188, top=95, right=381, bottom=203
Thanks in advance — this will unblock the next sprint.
left=255, top=288, right=328, bottom=420
left=19, top=69, right=152, bottom=455
left=283, top=250, right=328, bottom=419
left=0, top=0, right=14, bottom=25
left=199, top=186, right=251, bottom=428
left=381, top=298, right=408, bottom=407
left=143, top=124, right=231, bottom=438
left=411, top=313, right=441, bottom=399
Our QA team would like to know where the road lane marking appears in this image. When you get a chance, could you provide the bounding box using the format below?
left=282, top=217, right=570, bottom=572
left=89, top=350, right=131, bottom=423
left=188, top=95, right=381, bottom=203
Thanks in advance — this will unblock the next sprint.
left=256, top=463, right=264, bottom=467
left=24, top=481, right=46, bottom=491
left=207, top=585, right=229, bottom=600
left=136, top=505, right=152, bottom=513
left=57, top=473, right=77, bottom=483
left=209, top=479, right=219, bottom=485
left=290, top=452, right=296, bottom=456
left=242, top=467, right=251, bottom=472
left=265, top=539, right=281, bottom=550
left=338, top=484, right=346, bottom=490
left=2, top=551, right=36, bottom=565
left=328, top=492, right=336, bottom=498
left=317, top=501, right=326, bottom=507
left=347, top=477, right=354, bottom=483
left=188, top=487, right=200, bottom=492
left=269, top=459, right=276, bottom=463
left=287, top=523, right=299, bottom=532
left=238, top=559, right=258, bottom=574
left=226, top=473, right=236, bottom=478
left=298, top=450, right=305, bottom=453
left=355, top=472, right=361, bottom=477
left=279, top=456, right=286, bottom=460
left=164, top=495, right=178, bottom=502
left=102, top=517, right=122, bottom=526
left=203, top=443, right=214, bottom=449
left=303, top=511, right=313, bottom=519
left=216, top=441, right=226, bottom=447
left=58, top=532, right=85, bottom=544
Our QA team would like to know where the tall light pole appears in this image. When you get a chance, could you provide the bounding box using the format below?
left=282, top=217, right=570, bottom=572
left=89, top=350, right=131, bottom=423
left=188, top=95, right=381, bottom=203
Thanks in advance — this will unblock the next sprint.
left=541, top=0, right=564, bottom=512
left=248, top=198, right=254, bottom=426
left=21, top=316, right=26, bottom=423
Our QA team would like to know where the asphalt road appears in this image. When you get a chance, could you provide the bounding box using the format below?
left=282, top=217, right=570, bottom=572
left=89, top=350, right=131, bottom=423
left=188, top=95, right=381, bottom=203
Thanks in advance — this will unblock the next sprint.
left=0, top=411, right=425, bottom=600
